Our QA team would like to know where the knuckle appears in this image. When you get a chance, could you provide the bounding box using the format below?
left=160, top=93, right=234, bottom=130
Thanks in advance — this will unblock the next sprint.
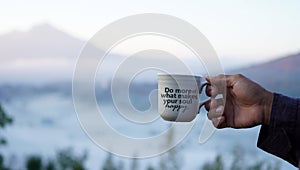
left=216, top=74, right=225, bottom=79
left=234, top=74, right=244, bottom=79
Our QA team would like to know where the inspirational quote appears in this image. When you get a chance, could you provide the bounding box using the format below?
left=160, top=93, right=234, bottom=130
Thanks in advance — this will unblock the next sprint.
left=161, top=87, right=198, bottom=112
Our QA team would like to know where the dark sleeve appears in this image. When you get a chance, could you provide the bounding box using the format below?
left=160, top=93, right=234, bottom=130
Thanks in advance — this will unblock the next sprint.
left=257, top=93, right=300, bottom=167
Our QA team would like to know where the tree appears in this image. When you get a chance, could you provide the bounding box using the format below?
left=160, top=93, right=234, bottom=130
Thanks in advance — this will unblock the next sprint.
left=0, top=104, right=13, bottom=145
left=246, top=161, right=264, bottom=170
left=230, top=145, right=244, bottom=170
left=56, top=148, right=87, bottom=170
left=200, top=146, right=281, bottom=170
left=159, top=125, right=182, bottom=170
left=116, top=160, right=124, bottom=170
left=45, top=159, right=56, bottom=170
left=266, top=161, right=281, bottom=170
left=201, top=155, right=224, bottom=170
left=130, top=157, right=139, bottom=170
left=0, top=104, right=13, bottom=170
left=101, top=153, right=117, bottom=170
left=26, top=155, right=43, bottom=170
left=146, top=164, right=155, bottom=170
left=0, top=154, right=10, bottom=170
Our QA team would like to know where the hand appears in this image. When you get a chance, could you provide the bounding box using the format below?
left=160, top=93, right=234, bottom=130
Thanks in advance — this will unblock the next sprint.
left=205, top=74, right=274, bottom=129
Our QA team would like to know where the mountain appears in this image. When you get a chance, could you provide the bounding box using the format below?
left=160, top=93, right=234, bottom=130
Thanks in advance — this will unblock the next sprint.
left=0, top=23, right=85, bottom=59
left=232, top=52, right=300, bottom=97
left=0, top=23, right=129, bottom=84
left=0, top=24, right=86, bottom=84
left=0, top=23, right=300, bottom=98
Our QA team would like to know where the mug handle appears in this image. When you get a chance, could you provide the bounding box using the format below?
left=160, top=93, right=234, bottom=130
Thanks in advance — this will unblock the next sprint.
left=198, top=82, right=211, bottom=113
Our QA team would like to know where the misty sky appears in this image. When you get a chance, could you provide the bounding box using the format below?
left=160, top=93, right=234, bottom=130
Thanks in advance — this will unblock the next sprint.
left=1, top=0, right=300, bottom=67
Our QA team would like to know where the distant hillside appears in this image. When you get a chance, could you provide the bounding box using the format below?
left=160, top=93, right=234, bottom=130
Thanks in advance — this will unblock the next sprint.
left=0, top=23, right=300, bottom=98
left=0, top=23, right=124, bottom=84
left=0, top=23, right=84, bottom=59
left=232, top=52, right=300, bottom=97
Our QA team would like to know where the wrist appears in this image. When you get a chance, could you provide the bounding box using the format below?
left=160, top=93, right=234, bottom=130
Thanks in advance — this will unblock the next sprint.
left=262, top=91, right=274, bottom=125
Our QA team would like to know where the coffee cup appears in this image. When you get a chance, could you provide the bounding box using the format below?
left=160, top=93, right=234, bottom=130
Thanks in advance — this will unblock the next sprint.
left=158, top=74, right=210, bottom=122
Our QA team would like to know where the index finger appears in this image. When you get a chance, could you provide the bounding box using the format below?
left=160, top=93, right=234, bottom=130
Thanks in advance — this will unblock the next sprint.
left=205, top=74, right=228, bottom=95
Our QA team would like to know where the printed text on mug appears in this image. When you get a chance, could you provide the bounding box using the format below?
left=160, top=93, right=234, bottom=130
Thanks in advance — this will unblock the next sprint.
left=161, top=87, right=198, bottom=112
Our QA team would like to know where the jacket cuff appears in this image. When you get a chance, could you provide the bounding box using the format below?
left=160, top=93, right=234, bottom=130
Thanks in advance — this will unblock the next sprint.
left=257, top=93, right=298, bottom=167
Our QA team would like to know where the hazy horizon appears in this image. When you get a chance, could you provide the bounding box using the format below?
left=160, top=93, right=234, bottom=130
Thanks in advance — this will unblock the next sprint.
left=1, top=21, right=299, bottom=69
left=0, top=22, right=299, bottom=85
left=2, top=0, right=300, bottom=65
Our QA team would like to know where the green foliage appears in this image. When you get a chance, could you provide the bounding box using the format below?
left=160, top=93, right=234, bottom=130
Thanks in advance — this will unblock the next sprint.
left=0, top=155, right=3, bottom=167
left=146, top=164, right=155, bottom=170
left=0, top=154, right=10, bottom=170
left=0, top=103, right=285, bottom=170
left=159, top=126, right=182, bottom=170
left=130, top=157, right=139, bottom=170
left=24, top=149, right=88, bottom=170
left=101, top=153, right=117, bottom=170
left=202, top=155, right=224, bottom=170
left=0, top=104, right=13, bottom=146
left=23, top=149, right=88, bottom=170
left=246, top=161, right=264, bottom=170
left=265, top=161, right=281, bottom=170
left=230, top=146, right=244, bottom=170
left=0, top=139, right=6, bottom=145
left=200, top=146, right=282, bottom=170
left=116, top=160, right=124, bottom=170
left=45, top=159, right=56, bottom=170
left=0, top=104, right=13, bottom=128
left=26, top=155, right=43, bottom=170
left=0, top=104, right=12, bottom=170
left=56, top=148, right=87, bottom=170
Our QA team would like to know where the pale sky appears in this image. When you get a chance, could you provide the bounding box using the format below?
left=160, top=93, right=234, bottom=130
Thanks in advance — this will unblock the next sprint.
left=1, top=0, right=300, bottom=67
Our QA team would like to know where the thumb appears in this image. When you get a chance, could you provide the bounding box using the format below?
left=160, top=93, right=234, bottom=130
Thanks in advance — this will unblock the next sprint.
left=205, top=76, right=211, bottom=83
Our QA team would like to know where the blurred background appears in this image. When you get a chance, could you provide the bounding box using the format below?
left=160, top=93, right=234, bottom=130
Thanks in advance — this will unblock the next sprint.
left=1, top=0, right=300, bottom=169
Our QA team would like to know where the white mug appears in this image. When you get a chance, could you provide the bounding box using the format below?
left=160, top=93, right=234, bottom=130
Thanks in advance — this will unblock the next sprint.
left=158, top=74, right=209, bottom=122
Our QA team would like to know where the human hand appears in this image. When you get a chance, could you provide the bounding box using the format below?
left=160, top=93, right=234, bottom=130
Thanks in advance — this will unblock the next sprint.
left=205, top=74, right=273, bottom=129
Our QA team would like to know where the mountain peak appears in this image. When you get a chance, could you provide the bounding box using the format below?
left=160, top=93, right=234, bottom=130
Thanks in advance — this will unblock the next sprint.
left=30, top=23, right=58, bottom=32
left=27, top=23, right=71, bottom=38
left=0, top=23, right=85, bottom=59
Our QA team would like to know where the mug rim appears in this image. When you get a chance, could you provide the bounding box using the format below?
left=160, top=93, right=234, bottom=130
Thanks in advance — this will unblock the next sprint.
left=157, top=73, right=202, bottom=80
